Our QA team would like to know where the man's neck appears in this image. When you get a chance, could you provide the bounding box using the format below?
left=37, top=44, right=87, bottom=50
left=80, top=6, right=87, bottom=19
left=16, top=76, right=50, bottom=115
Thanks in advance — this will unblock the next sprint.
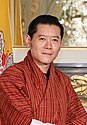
left=36, top=63, right=50, bottom=73
left=31, top=55, right=51, bottom=73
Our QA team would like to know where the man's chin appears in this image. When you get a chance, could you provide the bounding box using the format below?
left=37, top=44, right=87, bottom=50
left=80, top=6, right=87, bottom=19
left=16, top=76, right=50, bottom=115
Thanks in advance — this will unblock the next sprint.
left=42, top=60, right=52, bottom=65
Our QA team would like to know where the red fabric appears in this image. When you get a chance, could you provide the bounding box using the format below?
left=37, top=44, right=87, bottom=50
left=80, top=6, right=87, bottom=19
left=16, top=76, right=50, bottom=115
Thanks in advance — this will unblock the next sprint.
left=2, top=53, right=6, bottom=66
left=0, top=50, right=87, bottom=125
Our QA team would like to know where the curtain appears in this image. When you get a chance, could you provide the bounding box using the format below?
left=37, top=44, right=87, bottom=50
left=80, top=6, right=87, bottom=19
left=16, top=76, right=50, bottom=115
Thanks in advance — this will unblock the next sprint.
left=14, top=0, right=23, bottom=46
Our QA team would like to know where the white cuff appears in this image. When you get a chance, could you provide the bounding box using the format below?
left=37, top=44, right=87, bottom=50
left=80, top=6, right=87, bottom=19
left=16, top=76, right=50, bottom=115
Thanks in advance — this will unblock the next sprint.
left=31, top=119, right=55, bottom=125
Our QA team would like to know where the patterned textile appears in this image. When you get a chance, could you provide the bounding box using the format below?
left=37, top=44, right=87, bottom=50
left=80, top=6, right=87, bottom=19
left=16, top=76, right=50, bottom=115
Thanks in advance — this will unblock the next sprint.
left=0, top=50, right=87, bottom=125
left=0, top=0, right=14, bottom=74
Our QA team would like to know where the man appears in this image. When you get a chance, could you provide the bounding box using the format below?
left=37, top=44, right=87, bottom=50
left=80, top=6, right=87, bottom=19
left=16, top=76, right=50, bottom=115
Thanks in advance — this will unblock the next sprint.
left=0, top=15, right=87, bottom=125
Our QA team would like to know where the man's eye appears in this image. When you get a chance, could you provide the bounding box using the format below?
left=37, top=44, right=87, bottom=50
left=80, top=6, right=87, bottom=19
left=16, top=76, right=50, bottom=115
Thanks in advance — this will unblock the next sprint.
left=39, top=38, right=45, bottom=41
left=53, top=39, right=58, bottom=42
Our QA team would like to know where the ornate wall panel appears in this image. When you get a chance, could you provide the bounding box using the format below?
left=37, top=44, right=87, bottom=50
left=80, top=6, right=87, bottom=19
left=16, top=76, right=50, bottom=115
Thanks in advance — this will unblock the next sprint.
left=15, top=0, right=87, bottom=47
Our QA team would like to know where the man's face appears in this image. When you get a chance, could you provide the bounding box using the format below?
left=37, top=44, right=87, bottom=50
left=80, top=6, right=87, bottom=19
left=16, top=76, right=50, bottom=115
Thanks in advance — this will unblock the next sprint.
left=27, top=24, right=63, bottom=66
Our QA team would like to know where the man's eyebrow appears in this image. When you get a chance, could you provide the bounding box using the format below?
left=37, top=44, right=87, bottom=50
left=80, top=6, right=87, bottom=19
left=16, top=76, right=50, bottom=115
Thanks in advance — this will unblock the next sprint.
left=52, top=36, right=60, bottom=38
left=38, top=35, right=46, bottom=37
left=38, top=35, right=60, bottom=38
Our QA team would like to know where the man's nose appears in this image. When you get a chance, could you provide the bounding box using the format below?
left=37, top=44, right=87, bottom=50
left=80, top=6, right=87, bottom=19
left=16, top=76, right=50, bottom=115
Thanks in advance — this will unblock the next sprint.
left=45, top=39, right=52, bottom=49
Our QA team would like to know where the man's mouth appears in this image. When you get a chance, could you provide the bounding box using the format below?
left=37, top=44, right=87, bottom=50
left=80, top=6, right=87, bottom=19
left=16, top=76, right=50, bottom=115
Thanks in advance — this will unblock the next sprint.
left=42, top=52, right=52, bottom=55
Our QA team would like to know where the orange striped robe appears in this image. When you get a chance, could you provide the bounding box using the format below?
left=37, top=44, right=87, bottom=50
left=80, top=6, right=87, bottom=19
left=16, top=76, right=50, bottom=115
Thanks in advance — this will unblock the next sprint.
left=0, top=50, right=87, bottom=125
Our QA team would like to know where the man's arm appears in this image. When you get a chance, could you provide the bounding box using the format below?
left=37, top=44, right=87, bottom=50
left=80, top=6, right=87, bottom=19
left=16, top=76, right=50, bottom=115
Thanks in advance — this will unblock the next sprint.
left=66, top=77, right=87, bottom=125
left=0, top=75, right=33, bottom=125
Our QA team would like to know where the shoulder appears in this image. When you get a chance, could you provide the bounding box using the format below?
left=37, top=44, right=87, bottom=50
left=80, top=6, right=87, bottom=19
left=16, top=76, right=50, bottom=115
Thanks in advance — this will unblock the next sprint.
left=55, top=67, right=69, bottom=80
left=1, top=61, right=24, bottom=75
left=55, top=68, right=73, bottom=92
left=0, top=61, right=27, bottom=86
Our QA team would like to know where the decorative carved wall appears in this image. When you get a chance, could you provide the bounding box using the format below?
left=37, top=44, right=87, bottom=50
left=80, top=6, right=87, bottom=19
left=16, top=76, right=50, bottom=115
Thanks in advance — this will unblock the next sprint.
left=19, top=0, right=87, bottom=47
left=55, top=63, right=87, bottom=112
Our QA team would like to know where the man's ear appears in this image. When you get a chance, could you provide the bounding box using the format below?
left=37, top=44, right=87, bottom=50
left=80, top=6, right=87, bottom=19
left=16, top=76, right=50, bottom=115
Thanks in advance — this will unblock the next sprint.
left=24, top=34, right=31, bottom=47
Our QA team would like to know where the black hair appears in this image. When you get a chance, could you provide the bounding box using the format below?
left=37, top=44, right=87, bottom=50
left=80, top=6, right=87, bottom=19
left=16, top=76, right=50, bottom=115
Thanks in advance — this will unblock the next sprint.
left=27, top=15, right=64, bottom=40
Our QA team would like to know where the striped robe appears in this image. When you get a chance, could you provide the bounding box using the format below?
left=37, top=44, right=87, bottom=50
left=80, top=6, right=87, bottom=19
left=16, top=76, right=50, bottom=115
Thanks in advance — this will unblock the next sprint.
left=0, top=50, right=87, bottom=125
